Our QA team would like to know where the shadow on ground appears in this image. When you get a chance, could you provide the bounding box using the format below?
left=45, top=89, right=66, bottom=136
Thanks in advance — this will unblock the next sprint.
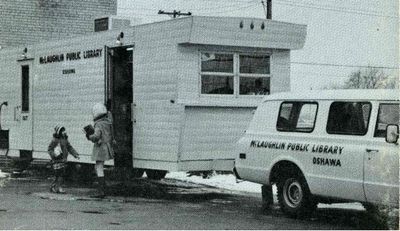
left=312, top=207, right=399, bottom=230
left=103, top=178, right=233, bottom=202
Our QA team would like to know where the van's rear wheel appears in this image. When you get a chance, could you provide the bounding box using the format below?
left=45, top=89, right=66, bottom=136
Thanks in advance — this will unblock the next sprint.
left=146, top=170, right=167, bottom=180
left=277, top=175, right=316, bottom=218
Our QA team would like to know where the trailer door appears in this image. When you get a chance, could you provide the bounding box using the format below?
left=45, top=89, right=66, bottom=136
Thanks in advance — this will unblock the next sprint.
left=105, top=46, right=134, bottom=169
left=12, top=60, right=33, bottom=151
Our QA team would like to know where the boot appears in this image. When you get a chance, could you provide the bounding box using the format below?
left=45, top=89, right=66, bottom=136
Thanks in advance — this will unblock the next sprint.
left=57, top=177, right=66, bottom=194
left=91, top=177, right=105, bottom=198
left=50, top=177, right=58, bottom=193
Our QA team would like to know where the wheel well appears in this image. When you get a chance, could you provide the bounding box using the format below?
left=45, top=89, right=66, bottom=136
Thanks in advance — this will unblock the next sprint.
left=269, top=161, right=304, bottom=184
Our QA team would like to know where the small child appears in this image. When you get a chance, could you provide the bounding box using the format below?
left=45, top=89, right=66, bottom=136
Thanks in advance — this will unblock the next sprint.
left=48, top=126, right=79, bottom=193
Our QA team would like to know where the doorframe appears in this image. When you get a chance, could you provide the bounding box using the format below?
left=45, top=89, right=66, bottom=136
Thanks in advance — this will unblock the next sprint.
left=16, top=57, right=35, bottom=151
left=104, top=44, right=135, bottom=167
left=104, top=45, right=134, bottom=105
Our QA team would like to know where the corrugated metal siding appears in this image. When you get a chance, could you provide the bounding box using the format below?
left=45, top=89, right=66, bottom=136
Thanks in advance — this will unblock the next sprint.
left=0, top=48, right=23, bottom=150
left=32, top=47, right=105, bottom=159
left=180, top=106, right=254, bottom=161
left=132, top=20, right=191, bottom=165
left=133, top=104, right=183, bottom=162
left=271, top=50, right=291, bottom=93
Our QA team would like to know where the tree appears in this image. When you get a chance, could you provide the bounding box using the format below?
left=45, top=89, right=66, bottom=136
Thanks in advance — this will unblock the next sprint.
left=343, top=68, right=398, bottom=89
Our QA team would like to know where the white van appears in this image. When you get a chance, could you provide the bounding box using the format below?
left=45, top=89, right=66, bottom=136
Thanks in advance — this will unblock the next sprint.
left=234, top=89, right=399, bottom=217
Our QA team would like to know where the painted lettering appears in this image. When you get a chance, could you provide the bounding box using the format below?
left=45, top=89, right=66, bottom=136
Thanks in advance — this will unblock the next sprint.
left=66, top=52, right=81, bottom=61
left=83, top=49, right=103, bottom=59
left=312, top=157, right=342, bottom=167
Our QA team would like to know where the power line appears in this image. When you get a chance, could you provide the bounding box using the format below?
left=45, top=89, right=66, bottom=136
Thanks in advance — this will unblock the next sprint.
left=199, top=2, right=259, bottom=15
left=275, top=0, right=399, bottom=19
left=291, top=62, right=399, bottom=70
left=119, top=0, right=398, bottom=19
left=295, top=71, right=399, bottom=79
left=278, top=0, right=395, bottom=15
left=119, top=0, right=256, bottom=13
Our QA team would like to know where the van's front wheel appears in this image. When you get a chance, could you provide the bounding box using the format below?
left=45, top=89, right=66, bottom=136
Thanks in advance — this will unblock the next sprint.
left=277, top=175, right=316, bottom=218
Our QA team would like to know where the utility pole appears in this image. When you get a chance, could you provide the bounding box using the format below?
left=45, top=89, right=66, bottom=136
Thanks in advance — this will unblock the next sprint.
left=158, top=10, right=192, bottom=18
left=261, top=0, right=272, bottom=19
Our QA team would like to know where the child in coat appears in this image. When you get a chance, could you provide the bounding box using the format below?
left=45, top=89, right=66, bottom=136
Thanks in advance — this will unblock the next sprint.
left=48, top=126, right=80, bottom=193
left=84, top=103, right=114, bottom=198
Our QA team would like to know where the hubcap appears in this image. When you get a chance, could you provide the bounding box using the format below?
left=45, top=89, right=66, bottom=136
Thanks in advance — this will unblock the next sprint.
left=283, top=179, right=303, bottom=208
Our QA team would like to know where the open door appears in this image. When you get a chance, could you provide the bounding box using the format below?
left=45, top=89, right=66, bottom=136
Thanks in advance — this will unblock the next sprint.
left=105, top=46, right=134, bottom=170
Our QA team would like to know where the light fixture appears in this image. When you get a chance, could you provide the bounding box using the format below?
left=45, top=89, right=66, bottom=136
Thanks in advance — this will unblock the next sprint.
left=21, top=47, right=28, bottom=59
left=116, top=32, right=124, bottom=45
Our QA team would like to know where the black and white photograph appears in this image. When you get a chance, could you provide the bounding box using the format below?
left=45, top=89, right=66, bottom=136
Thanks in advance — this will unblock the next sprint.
left=0, top=0, right=398, bottom=229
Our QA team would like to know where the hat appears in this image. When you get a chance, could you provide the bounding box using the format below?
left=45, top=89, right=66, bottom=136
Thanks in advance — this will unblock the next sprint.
left=54, top=125, right=65, bottom=137
left=92, top=103, right=107, bottom=120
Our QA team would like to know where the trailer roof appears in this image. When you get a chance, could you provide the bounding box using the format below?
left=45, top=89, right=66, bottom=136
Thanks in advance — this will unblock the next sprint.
left=264, top=89, right=399, bottom=101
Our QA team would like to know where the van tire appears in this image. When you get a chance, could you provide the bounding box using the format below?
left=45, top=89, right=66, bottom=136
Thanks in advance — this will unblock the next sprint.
left=146, top=170, right=167, bottom=180
left=277, top=174, right=316, bottom=218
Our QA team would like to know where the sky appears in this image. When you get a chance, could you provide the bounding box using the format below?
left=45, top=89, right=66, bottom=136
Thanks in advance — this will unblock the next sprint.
left=116, top=0, right=399, bottom=90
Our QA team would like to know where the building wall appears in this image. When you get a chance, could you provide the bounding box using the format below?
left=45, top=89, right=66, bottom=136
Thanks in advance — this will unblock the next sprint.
left=0, top=0, right=117, bottom=48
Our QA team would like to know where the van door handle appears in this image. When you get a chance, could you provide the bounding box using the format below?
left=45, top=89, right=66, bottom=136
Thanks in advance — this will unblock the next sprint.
left=366, top=149, right=379, bottom=153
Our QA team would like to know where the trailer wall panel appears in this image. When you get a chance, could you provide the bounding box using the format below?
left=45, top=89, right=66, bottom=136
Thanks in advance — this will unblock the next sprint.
left=180, top=107, right=254, bottom=163
left=132, top=20, right=191, bottom=166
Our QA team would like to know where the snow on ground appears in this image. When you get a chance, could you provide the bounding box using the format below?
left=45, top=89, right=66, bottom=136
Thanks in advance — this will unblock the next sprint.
left=166, top=172, right=365, bottom=210
left=166, top=172, right=262, bottom=194
left=0, top=170, right=10, bottom=178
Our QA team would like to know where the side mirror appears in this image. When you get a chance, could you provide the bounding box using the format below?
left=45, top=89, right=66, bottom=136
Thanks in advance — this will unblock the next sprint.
left=386, top=124, right=399, bottom=144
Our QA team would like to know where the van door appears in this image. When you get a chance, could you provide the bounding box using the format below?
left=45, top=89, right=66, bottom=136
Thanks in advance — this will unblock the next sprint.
left=363, top=102, right=399, bottom=206
left=12, top=61, right=33, bottom=151
left=312, top=101, right=372, bottom=202
left=105, top=46, right=134, bottom=169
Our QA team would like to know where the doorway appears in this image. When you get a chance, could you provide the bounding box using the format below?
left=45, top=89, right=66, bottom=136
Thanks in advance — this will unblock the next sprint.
left=106, top=46, right=133, bottom=169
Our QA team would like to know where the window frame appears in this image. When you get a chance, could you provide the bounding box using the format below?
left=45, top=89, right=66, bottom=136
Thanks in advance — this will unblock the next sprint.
left=374, top=103, right=399, bottom=138
left=276, top=101, right=318, bottom=133
left=326, top=101, right=372, bottom=136
left=199, top=51, right=271, bottom=96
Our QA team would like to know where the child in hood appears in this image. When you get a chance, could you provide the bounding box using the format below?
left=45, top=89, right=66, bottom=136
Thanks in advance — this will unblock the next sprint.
left=48, top=126, right=79, bottom=193
left=84, top=103, right=115, bottom=198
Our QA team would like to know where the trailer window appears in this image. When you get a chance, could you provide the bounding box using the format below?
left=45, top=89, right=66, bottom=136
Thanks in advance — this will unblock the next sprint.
left=239, top=55, right=270, bottom=95
left=200, top=52, right=270, bottom=95
left=21, top=65, right=29, bottom=112
left=374, top=104, right=399, bottom=137
left=201, top=53, right=234, bottom=95
left=277, top=102, right=318, bottom=133
left=327, top=102, right=371, bottom=135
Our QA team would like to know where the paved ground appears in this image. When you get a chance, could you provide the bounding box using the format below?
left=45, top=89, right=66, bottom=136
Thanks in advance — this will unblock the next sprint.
left=0, top=176, right=398, bottom=230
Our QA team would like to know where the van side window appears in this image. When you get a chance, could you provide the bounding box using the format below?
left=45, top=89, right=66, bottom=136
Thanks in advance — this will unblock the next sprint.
left=277, top=102, right=317, bottom=133
left=374, top=104, right=399, bottom=137
left=327, top=102, right=371, bottom=135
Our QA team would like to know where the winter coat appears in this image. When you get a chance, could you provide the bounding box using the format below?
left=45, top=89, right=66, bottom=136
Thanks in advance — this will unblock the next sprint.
left=88, top=114, right=114, bottom=161
left=48, top=137, right=79, bottom=163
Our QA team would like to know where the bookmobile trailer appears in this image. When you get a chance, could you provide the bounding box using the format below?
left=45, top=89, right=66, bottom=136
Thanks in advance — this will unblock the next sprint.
left=0, top=16, right=306, bottom=179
